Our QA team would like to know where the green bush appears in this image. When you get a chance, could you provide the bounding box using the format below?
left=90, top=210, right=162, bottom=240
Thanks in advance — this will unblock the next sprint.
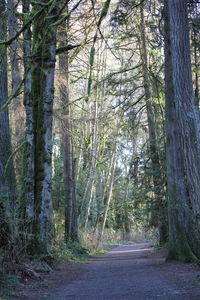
left=52, top=241, right=90, bottom=261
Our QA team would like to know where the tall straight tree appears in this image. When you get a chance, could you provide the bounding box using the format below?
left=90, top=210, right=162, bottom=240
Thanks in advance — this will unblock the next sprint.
left=0, top=0, right=16, bottom=247
left=7, top=0, right=21, bottom=101
left=164, top=0, right=200, bottom=261
left=23, top=0, right=34, bottom=220
left=31, top=1, right=60, bottom=253
left=58, top=4, right=78, bottom=242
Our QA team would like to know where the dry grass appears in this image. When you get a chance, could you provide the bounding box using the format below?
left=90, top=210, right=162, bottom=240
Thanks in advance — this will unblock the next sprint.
left=79, top=227, right=156, bottom=250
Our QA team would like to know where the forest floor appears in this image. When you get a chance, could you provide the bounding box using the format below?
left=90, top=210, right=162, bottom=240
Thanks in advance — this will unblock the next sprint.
left=10, top=243, right=200, bottom=300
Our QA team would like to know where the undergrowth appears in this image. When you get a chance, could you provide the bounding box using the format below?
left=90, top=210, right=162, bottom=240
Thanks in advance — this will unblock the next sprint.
left=0, top=273, right=22, bottom=300
left=52, top=241, right=90, bottom=261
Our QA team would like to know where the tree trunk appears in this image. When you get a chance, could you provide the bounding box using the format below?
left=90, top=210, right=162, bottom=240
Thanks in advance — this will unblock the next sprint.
left=0, top=0, right=16, bottom=247
left=31, top=1, right=59, bottom=253
left=123, top=174, right=131, bottom=237
left=7, top=0, right=21, bottom=101
left=164, top=0, right=200, bottom=261
left=23, top=0, right=34, bottom=220
left=84, top=184, right=95, bottom=229
left=192, top=28, right=199, bottom=108
left=58, top=11, right=78, bottom=242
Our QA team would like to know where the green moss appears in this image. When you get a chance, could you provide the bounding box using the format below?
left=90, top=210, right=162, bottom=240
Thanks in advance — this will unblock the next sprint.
left=168, top=231, right=199, bottom=263
left=98, top=0, right=111, bottom=25
left=28, top=1, right=58, bottom=255
left=89, top=46, right=95, bottom=66
left=30, top=29, right=46, bottom=254
left=87, top=74, right=92, bottom=96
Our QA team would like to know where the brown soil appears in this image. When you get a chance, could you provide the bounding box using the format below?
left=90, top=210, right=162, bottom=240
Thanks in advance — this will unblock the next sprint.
left=15, top=243, right=200, bottom=300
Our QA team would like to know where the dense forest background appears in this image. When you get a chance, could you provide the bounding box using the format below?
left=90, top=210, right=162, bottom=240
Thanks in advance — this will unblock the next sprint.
left=1, top=0, right=200, bottom=281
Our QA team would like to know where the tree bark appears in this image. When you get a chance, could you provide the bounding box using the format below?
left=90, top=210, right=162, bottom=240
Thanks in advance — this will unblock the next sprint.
left=7, top=0, right=21, bottom=102
left=23, top=0, right=34, bottom=220
left=31, top=1, right=59, bottom=253
left=0, top=0, right=16, bottom=246
left=58, top=8, right=78, bottom=242
left=164, top=0, right=200, bottom=261
left=192, top=28, right=199, bottom=108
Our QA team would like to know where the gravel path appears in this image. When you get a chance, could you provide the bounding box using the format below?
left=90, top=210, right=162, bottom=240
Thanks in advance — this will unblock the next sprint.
left=21, top=243, right=200, bottom=300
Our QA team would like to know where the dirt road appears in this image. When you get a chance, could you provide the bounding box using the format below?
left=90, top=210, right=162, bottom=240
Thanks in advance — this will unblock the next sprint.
left=21, top=243, right=200, bottom=300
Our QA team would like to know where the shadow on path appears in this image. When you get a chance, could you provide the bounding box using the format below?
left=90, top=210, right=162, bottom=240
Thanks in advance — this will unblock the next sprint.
left=21, top=243, right=200, bottom=300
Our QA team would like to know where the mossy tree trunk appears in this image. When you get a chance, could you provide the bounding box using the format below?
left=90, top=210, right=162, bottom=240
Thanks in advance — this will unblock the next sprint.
left=0, top=0, right=17, bottom=247
left=31, top=1, right=60, bottom=254
left=23, top=0, right=34, bottom=221
left=123, top=174, right=131, bottom=237
left=164, top=0, right=200, bottom=261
